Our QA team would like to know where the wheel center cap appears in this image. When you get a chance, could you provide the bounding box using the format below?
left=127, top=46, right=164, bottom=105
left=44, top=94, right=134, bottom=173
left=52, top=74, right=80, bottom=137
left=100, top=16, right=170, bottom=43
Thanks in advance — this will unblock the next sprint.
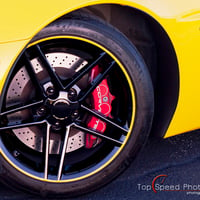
left=52, top=99, right=71, bottom=120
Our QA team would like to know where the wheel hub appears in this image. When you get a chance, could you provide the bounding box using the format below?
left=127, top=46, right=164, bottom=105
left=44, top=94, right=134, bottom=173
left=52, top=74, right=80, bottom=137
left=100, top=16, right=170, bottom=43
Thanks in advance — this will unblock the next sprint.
left=52, top=99, right=71, bottom=120
left=49, top=90, right=80, bottom=122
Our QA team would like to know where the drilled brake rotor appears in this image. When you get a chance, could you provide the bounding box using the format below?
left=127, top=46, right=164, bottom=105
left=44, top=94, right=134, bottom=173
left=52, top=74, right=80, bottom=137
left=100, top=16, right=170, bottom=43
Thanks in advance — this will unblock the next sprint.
left=6, top=52, right=88, bottom=154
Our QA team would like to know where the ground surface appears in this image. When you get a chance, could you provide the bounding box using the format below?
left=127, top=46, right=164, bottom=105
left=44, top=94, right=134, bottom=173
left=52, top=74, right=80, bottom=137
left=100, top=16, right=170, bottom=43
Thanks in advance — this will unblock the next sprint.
left=0, top=131, right=200, bottom=200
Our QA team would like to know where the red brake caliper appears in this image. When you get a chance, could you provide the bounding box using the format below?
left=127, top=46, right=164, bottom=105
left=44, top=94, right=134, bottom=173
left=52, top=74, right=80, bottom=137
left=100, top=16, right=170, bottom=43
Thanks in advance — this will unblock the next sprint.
left=86, top=65, right=115, bottom=148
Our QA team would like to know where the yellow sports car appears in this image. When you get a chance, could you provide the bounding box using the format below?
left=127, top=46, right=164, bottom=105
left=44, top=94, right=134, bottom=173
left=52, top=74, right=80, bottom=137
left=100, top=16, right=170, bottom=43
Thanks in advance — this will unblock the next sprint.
left=0, top=0, right=199, bottom=197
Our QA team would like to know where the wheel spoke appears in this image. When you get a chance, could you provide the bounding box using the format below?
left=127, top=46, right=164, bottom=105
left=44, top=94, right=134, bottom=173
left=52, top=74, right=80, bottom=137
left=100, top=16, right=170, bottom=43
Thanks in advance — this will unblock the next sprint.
left=0, top=100, right=44, bottom=116
left=78, top=61, right=116, bottom=102
left=44, top=123, right=51, bottom=179
left=24, top=52, right=46, bottom=98
left=57, top=126, right=71, bottom=180
left=80, top=105, right=129, bottom=133
left=0, top=120, right=46, bottom=131
left=35, top=45, right=64, bottom=90
left=64, top=52, right=106, bottom=90
left=73, top=123, right=123, bottom=147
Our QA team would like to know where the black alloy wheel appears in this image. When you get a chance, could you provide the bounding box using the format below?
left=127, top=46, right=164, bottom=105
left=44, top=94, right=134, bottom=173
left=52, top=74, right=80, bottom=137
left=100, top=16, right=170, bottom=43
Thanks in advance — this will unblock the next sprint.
left=0, top=13, right=154, bottom=197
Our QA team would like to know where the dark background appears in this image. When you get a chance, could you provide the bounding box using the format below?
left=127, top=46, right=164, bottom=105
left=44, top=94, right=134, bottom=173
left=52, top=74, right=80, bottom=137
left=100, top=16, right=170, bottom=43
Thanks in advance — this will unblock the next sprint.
left=1, top=131, right=200, bottom=200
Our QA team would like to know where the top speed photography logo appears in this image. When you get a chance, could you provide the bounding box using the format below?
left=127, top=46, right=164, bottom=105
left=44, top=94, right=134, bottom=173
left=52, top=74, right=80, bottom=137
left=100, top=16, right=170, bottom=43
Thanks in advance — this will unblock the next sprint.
left=137, top=174, right=200, bottom=195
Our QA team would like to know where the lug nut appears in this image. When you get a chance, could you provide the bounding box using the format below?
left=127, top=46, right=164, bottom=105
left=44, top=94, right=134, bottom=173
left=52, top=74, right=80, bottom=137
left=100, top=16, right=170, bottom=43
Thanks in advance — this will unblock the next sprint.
left=46, top=86, right=55, bottom=96
left=72, top=110, right=79, bottom=118
left=52, top=121, right=61, bottom=131
left=36, top=106, right=47, bottom=117
left=68, top=88, right=77, bottom=101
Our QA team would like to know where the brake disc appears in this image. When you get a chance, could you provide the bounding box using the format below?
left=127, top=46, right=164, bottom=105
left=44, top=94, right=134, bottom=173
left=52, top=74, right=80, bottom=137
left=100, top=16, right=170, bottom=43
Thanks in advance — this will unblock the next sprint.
left=6, top=52, right=87, bottom=154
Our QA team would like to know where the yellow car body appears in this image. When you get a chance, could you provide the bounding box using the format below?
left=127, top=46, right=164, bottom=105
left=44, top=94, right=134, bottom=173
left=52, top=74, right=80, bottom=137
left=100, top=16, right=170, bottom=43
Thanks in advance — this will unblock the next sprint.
left=0, top=0, right=200, bottom=138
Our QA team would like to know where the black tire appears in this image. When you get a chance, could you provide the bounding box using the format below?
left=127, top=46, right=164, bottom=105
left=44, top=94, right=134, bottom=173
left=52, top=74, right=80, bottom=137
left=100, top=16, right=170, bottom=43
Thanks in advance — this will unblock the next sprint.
left=0, top=13, right=154, bottom=197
